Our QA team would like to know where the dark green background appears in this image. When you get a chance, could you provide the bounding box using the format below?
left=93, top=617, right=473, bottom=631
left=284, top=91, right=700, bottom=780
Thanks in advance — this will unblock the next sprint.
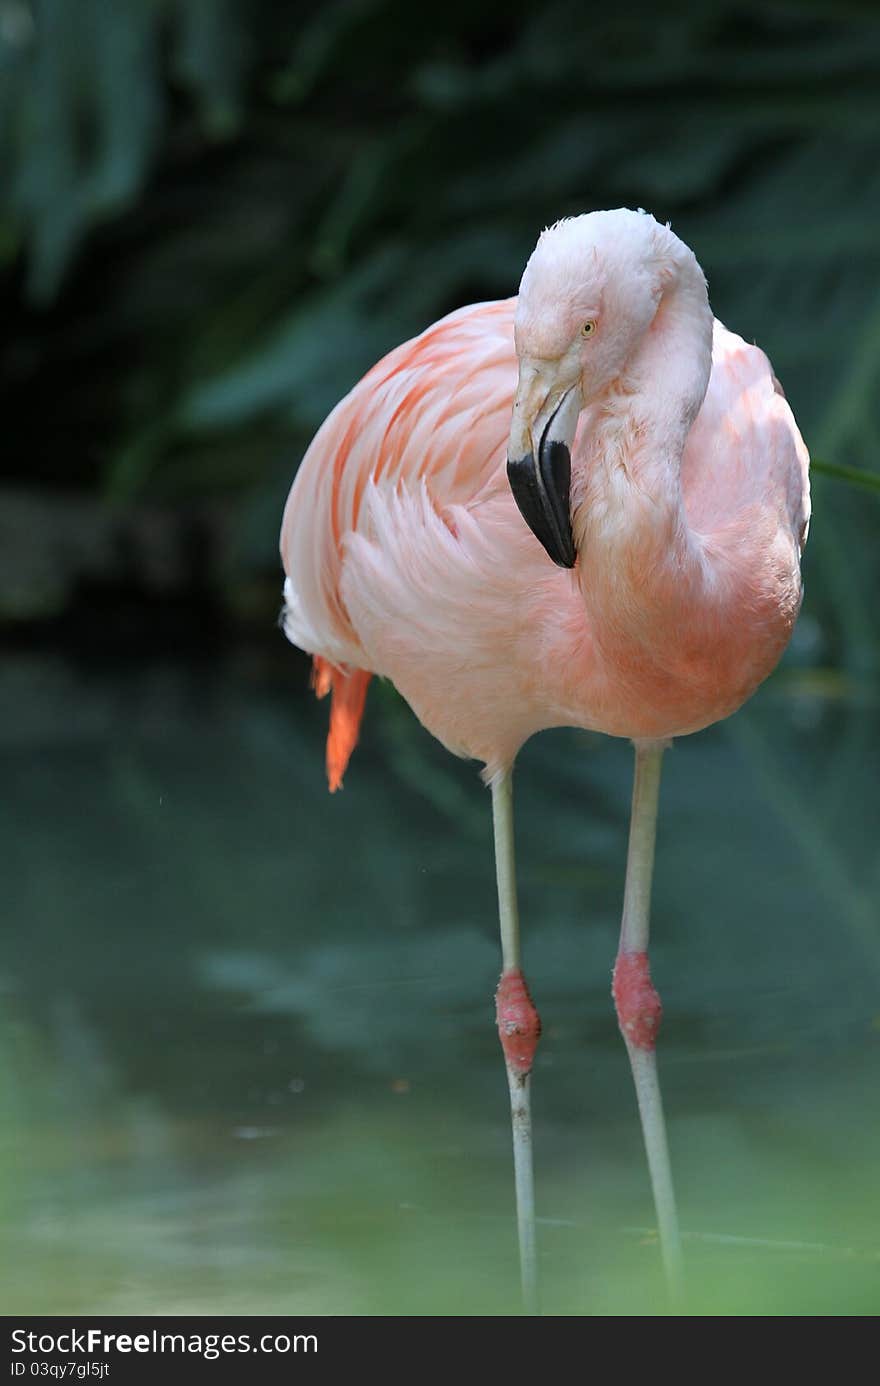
left=2, top=0, right=879, bottom=1314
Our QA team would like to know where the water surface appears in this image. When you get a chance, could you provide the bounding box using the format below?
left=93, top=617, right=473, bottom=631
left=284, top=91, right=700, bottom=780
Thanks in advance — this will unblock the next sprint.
left=2, top=648, right=878, bottom=1314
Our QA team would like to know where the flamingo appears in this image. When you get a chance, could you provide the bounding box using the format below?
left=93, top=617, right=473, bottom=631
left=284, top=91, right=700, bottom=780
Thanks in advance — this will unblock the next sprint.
left=279, top=208, right=810, bottom=1312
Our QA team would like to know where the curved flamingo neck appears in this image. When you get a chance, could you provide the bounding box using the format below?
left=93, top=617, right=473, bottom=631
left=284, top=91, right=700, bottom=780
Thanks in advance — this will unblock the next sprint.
left=571, top=251, right=714, bottom=653
left=578, top=245, right=712, bottom=512
left=626, top=247, right=713, bottom=464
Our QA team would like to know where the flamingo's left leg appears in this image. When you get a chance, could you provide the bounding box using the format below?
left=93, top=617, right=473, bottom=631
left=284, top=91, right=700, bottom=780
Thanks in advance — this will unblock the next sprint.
left=491, top=768, right=541, bottom=1315
left=613, top=741, right=685, bottom=1307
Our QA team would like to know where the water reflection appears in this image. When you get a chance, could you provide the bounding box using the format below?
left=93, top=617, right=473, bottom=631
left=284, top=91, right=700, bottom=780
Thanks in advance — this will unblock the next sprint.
left=2, top=651, right=879, bottom=1314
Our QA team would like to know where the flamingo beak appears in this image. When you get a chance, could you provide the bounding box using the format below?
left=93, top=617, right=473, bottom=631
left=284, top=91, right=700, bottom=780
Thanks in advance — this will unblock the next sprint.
left=507, top=366, right=580, bottom=569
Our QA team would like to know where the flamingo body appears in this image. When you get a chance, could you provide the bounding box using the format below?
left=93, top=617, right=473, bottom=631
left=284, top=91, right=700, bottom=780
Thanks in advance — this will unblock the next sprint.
left=280, top=222, right=808, bottom=784
left=279, top=208, right=812, bottom=1306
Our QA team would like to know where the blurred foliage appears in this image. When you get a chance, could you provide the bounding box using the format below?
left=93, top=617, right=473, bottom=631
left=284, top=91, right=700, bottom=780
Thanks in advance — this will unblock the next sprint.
left=1, top=0, right=880, bottom=655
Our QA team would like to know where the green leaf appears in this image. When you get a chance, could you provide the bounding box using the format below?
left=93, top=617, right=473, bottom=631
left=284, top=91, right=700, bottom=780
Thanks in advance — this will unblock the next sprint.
left=810, top=458, right=880, bottom=494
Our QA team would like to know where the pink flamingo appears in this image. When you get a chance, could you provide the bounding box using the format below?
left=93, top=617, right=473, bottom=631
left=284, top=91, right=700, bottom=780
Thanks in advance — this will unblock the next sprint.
left=280, top=208, right=810, bottom=1311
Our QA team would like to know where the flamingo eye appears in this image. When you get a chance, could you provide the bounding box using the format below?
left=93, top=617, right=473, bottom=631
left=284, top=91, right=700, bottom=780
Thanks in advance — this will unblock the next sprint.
left=581, top=321, right=597, bottom=338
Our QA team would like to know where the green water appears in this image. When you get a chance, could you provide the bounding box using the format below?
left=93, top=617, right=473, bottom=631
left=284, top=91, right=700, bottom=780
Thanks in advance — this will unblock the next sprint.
left=2, top=647, right=879, bottom=1315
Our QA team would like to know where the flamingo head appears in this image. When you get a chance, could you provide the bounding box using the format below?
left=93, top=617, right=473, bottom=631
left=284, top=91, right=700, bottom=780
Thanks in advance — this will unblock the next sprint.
left=507, top=208, right=677, bottom=568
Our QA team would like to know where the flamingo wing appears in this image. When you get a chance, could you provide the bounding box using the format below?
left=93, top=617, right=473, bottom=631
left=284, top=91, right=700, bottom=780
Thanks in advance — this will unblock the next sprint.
left=280, top=298, right=517, bottom=787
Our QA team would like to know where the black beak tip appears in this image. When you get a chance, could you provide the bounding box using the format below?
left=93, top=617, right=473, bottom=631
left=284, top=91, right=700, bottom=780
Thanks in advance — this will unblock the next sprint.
left=507, top=450, right=577, bottom=570
left=551, top=540, right=577, bottom=570
left=539, top=527, right=577, bottom=569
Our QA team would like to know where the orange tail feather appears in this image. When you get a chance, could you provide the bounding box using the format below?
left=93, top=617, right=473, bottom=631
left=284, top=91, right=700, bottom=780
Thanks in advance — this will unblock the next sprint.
left=311, top=655, right=333, bottom=700
left=311, top=657, right=371, bottom=792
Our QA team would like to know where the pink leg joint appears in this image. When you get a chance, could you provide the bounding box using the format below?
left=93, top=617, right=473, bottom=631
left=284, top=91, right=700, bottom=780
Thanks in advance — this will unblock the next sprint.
left=613, top=950, right=662, bottom=1052
left=496, top=968, right=541, bottom=1075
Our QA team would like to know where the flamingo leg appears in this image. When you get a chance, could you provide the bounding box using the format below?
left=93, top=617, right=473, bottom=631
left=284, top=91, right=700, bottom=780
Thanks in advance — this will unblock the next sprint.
left=613, top=741, right=685, bottom=1308
left=491, top=769, right=541, bottom=1315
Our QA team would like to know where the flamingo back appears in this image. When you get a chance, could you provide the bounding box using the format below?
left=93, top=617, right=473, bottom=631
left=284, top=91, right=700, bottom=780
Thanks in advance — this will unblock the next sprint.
left=280, top=299, right=517, bottom=786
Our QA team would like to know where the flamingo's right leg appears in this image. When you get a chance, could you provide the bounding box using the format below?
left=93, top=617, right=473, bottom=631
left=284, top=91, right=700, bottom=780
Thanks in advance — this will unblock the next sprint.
left=491, top=769, right=541, bottom=1315
left=613, top=741, right=685, bottom=1308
